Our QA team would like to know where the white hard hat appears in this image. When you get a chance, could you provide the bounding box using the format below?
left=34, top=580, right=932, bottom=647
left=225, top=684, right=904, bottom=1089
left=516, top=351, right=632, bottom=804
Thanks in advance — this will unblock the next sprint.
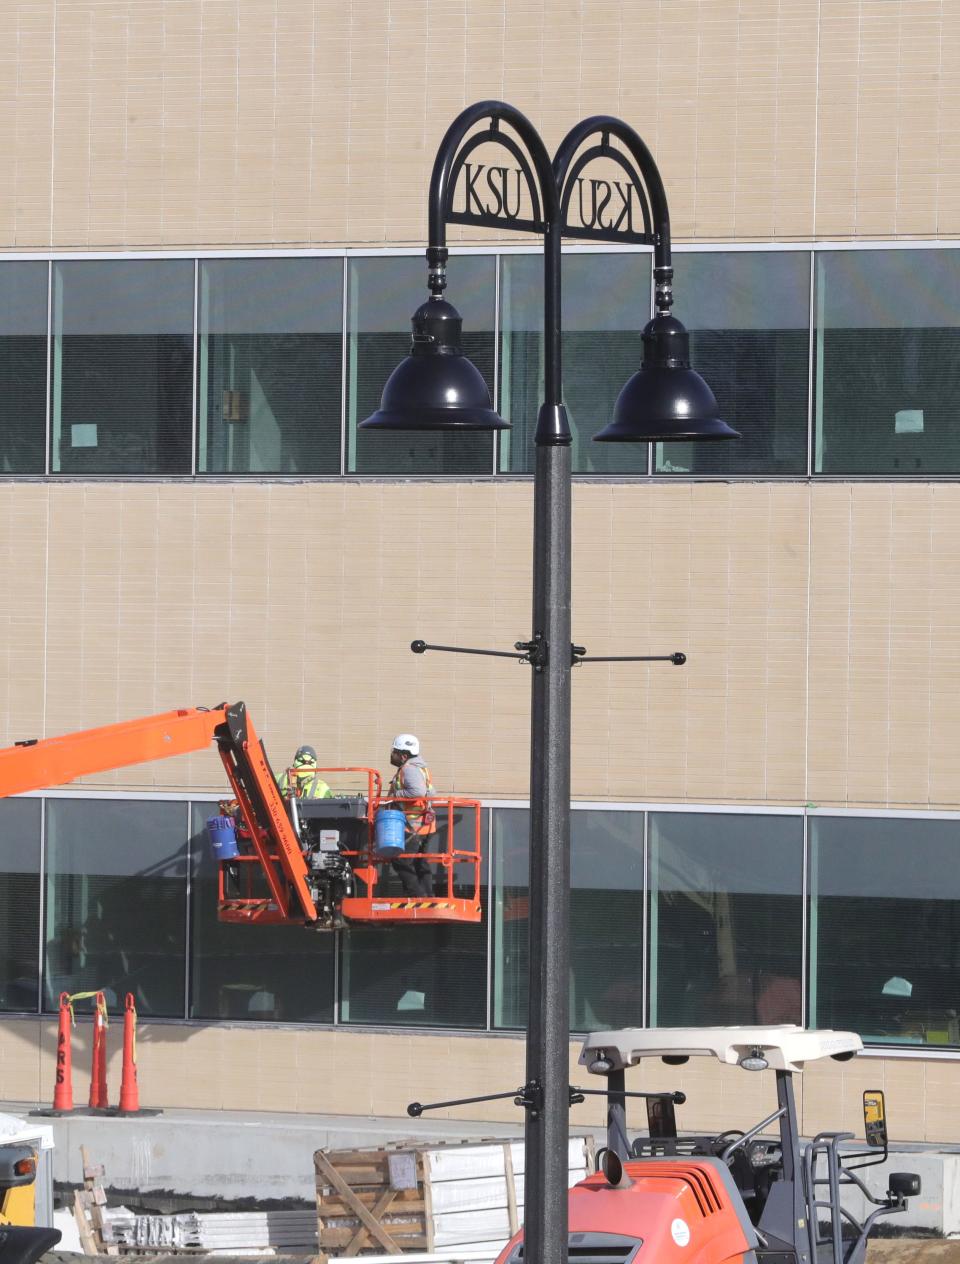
left=392, top=733, right=420, bottom=755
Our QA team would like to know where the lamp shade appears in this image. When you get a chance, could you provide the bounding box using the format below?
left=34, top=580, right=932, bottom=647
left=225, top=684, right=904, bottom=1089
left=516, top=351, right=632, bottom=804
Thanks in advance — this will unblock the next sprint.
left=359, top=296, right=508, bottom=432
left=594, top=314, right=740, bottom=443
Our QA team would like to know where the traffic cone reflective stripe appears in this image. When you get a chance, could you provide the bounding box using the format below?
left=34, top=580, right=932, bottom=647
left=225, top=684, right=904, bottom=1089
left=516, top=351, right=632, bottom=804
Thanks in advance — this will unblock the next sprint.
left=118, top=993, right=140, bottom=1113
left=52, top=992, right=73, bottom=1112
left=88, top=991, right=109, bottom=1110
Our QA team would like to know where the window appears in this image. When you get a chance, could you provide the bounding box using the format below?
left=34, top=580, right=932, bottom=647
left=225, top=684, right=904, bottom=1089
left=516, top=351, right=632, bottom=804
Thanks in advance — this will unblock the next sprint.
left=198, top=259, right=343, bottom=474
left=44, top=799, right=187, bottom=1016
left=0, top=263, right=47, bottom=473
left=0, top=799, right=41, bottom=1012
left=649, top=812, right=803, bottom=1027
left=656, top=251, right=810, bottom=476
left=810, top=815, right=960, bottom=1047
left=492, top=808, right=645, bottom=1031
left=51, top=260, right=194, bottom=474
left=499, top=253, right=651, bottom=475
left=339, top=810, right=488, bottom=1028
left=188, top=805, right=334, bottom=1022
left=814, top=249, right=960, bottom=475
left=346, top=255, right=496, bottom=475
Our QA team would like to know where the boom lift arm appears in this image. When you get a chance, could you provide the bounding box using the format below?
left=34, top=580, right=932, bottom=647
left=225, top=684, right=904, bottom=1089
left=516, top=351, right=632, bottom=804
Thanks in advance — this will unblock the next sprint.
left=0, top=703, right=317, bottom=923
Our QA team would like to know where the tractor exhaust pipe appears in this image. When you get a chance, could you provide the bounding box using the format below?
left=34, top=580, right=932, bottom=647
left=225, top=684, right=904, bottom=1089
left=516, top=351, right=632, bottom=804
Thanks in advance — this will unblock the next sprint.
left=600, top=1148, right=633, bottom=1189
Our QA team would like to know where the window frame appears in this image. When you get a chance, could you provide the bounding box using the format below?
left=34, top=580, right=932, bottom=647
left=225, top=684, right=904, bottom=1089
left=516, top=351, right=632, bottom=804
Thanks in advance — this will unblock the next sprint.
left=0, top=240, right=956, bottom=482
left=1, top=790, right=959, bottom=1057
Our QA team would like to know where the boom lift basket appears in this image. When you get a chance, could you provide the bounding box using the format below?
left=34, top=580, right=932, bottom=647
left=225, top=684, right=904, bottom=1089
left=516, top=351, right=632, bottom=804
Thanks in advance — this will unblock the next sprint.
left=218, top=765, right=482, bottom=927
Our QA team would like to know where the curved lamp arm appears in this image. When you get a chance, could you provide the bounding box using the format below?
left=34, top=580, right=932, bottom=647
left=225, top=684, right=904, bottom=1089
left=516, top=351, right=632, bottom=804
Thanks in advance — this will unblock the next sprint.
left=427, top=99, right=559, bottom=254
left=553, top=115, right=674, bottom=313
left=424, top=99, right=565, bottom=418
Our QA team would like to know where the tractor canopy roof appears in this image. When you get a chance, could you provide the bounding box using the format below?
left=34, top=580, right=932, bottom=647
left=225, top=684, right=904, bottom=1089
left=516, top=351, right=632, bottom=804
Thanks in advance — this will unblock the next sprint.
left=580, top=1025, right=863, bottom=1075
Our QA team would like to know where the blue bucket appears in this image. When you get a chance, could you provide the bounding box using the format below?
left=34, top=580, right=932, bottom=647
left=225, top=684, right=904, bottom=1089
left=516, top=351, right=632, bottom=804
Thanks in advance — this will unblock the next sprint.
left=375, top=808, right=407, bottom=858
left=206, top=815, right=240, bottom=861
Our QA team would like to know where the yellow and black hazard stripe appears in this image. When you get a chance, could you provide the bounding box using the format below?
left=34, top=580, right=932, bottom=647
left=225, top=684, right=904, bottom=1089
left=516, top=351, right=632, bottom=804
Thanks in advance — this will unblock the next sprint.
left=383, top=900, right=456, bottom=911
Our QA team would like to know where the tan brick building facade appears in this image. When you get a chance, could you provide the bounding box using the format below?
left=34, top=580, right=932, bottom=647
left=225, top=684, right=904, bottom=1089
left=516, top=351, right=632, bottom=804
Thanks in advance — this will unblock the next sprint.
left=1, top=0, right=959, bottom=1143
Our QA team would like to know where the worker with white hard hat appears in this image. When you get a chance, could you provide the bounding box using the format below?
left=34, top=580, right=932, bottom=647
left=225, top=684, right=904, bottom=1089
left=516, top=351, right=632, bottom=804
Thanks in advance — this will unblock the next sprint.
left=388, top=733, right=437, bottom=897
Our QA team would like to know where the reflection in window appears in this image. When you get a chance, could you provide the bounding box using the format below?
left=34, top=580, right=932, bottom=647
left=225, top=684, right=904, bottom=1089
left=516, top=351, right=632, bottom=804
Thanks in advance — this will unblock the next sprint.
left=0, top=263, right=47, bottom=473
left=657, top=251, right=809, bottom=476
left=492, top=808, right=644, bottom=1031
left=649, top=813, right=802, bottom=1027
left=810, top=816, right=960, bottom=1047
left=346, top=255, right=496, bottom=475
left=51, top=260, right=193, bottom=474
left=339, top=810, right=488, bottom=1028
left=188, top=806, right=334, bottom=1022
left=44, top=799, right=187, bottom=1017
left=198, top=259, right=342, bottom=474
left=0, top=799, right=41, bottom=1012
left=499, top=253, right=651, bottom=475
left=814, top=250, right=960, bottom=475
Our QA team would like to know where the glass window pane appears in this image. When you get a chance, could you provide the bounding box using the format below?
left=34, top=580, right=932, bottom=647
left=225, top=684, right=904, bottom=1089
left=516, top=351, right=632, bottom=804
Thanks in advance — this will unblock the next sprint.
left=650, top=812, right=803, bottom=1026
left=814, top=249, right=960, bottom=475
left=810, top=816, right=960, bottom=1047
left=499, top=253, right=651, bottom=475
left=492, top=808, right=644, bottom=1031
left=198, top=259, right=342, bottom=474
left=0, top=799, right=41, bottom=1012
left=656, top=251, right=810, bottom=476
left=51, top=260, right=193, bottom=474
left=44, top=799, right=187, bottom=1016
left=346, top=255, right=495, bottom=475
left=0, top=263, right=47, bottom=473
left=339, top=810, right=488, bottom=1028
left=188, top=805, right=334, bottom=1021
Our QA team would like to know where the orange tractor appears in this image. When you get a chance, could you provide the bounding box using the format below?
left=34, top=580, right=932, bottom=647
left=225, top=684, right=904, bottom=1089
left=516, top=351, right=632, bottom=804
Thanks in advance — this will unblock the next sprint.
left=0, top=702, right=482, bottom=931
left=493, top=1026, right=920, bottom=1264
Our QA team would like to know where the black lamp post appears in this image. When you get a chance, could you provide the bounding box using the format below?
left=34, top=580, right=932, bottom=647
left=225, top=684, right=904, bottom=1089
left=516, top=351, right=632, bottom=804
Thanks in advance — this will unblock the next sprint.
left=362, top=101, right=737, bottom=1264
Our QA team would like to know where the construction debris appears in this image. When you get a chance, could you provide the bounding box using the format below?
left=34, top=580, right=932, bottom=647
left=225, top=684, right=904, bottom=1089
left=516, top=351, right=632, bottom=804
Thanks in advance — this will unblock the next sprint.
left=72, top=1145, right=116, bottom=1256
left=314, top=1137, right=594, bottom=1260
left=71, top=1147, right=318, bottom=1256
left=100, top=1207, right=318, bottom=1253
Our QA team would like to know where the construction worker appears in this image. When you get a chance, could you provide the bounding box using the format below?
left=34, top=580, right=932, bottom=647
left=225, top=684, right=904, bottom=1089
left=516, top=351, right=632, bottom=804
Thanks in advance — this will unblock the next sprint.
left=388, top=734, right=437, bottom=897
left=277, top=745, right=331, bottom=800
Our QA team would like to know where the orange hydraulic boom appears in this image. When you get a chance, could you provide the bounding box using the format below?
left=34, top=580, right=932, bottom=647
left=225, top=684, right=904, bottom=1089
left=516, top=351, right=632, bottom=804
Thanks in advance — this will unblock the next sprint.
left=0, top=702, right=482, bottom=930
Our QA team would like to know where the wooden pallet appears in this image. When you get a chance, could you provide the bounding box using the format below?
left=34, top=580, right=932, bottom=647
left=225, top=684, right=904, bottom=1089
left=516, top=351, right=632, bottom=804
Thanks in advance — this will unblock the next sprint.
left=73, top=1145, right=119, bottom=1256
left=314, top=1136, right=593, bottom=1260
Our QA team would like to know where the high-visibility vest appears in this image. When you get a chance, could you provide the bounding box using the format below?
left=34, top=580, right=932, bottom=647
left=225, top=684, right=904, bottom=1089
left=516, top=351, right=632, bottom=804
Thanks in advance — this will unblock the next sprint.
left=389, top=763, right=435, bottom=835
left=278, top=766, right=331, bottom=799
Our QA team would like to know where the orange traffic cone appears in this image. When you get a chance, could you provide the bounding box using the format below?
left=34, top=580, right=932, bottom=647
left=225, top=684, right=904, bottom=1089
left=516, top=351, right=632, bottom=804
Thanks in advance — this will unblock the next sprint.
left=88, top=992, right=109, bottom=1110
left=52, top=992, right=73, bottom=1112
left=118, top=994, right=140, bottom=1113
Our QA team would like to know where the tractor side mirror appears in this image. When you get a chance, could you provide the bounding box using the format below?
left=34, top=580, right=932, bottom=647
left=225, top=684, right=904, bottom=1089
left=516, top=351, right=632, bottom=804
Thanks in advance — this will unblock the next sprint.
left=863, top=1090, right=888, bottom=1148
left=889, top=1172, right=921, bottom=1200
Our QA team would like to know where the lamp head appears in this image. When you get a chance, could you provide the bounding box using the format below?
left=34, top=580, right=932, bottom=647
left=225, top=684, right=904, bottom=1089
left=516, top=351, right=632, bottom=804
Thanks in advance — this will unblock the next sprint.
left=594, top=313, right=740, bottom=443
left=359, top=296, right=509, bottom=433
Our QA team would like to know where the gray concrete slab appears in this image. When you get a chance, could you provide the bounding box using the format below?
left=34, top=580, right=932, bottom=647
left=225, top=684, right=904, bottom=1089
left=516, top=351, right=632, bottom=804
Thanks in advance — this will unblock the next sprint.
left=2, top=1099, right=532, bottom=1203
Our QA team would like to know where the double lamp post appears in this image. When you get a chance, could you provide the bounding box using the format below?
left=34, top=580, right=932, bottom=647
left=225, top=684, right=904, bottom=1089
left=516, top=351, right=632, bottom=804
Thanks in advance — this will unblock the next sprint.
left=361, top=102, right=738, bottom=1264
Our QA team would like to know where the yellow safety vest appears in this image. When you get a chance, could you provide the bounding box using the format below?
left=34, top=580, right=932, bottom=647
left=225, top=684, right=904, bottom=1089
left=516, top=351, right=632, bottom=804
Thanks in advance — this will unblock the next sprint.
left=389, top=763, right=435, bottom=835
left=278, top=766, right=331, bottom=799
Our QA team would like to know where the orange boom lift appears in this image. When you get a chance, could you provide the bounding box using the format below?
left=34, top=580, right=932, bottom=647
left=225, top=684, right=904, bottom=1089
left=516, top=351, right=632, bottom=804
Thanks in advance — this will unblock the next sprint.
left=0, top=702, right=481, bottom=931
